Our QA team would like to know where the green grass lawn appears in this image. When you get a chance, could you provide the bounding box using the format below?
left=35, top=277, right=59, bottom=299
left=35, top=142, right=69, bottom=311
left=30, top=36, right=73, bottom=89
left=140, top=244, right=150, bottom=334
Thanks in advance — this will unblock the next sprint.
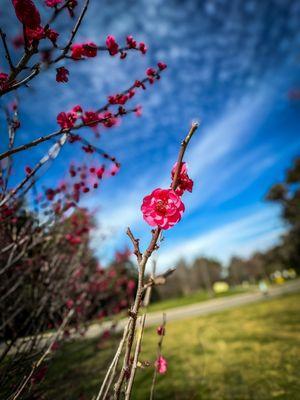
left=40, top=292, right=300, bottom=400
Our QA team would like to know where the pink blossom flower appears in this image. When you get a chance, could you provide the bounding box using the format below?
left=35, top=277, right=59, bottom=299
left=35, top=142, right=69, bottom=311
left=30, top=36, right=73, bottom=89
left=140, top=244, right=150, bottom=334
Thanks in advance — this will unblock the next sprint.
left=12, top=0, right=41, bottom=29
left=105, top=164, right=120, bottom=177
left=82, top=111, right=99, bottom=127
left=56, top=67, right=69, bottom=83
left=65, top=234, right=81, bottom=245
left=57, top=111, right=77, bottom=129
left=134, top=79, right=146, bottom=90
left=141, top=188, right=185, bottom=230
left=71, top=42, right=97, bottom=59
left=25, top=25, right=45, bottom=41
left=171, top=162, right=193, bottom=196
left=100, top=111, right=118, bottom=128
left=155, top=355, right=167, bottom=374
left=157, top=325, right=165, bottom=336
left=45, top=27, right=59, bottom=43
left=96, top=166, right=105, bottom=179
left=127, top=279, right=136, bottom=295
left=139, top=42, right=147, bottom=54
left=72, top=105, right=83, bottom=114
left=45, top=0, right=62, bottom=7
left=66, top=299, right=74, bottom=309
left=158, top=61, right=167, bottom=71
left=71, top=43, right=85, bottom=59
left=0, top=73, right=8, bottom=90
left=146, top=67, right=156, bottom=77
left=108, top=93, right=129, bottom=105
left=25, top=166, right=32, bottom=174
left=45, top=188, right=56, bottom=201
left=106, top=35, right=119, bottom=56
left=83, top=42, right=97, bottom=57
left=135, top=105, right=142, bottom=117
left=126, top=35, right=137, bottom=48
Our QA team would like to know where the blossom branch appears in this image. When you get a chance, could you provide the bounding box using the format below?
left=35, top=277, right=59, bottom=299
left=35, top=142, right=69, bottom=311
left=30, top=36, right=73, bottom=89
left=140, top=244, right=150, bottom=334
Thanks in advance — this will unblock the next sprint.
left=0, top=66, right=166, bottom=162
left=142, top=267, right=176, bottom=291
left=171, top=121, right=200, bottom=190
left=47, top=0, right=74, bottom=25
left=126, top=228, right=142, bottom=263
left=0, top=28, right=15, bottom=72
left=0, top=133, right=67, bottom=207
left=124, top=261, right=156, bottom=399
left=150, top=313, right=167, bottom=400
left=110, top=122, right=199, bottom=400
left=54, top=0, right=90, bottom=62
left=0, top=108, right=133, bottom=162
left=12, top=308, right=74, bottom=400
left=4, top=63, right=41, bottom=92
left=4, top=44, right=39, bottom=90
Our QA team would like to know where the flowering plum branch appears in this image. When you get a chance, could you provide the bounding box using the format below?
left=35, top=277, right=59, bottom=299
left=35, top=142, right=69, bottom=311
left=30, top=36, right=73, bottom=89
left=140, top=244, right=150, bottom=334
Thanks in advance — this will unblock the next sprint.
left=96, top=122, right=199, bottom=400
left=0, top=0, right=154, bottom=96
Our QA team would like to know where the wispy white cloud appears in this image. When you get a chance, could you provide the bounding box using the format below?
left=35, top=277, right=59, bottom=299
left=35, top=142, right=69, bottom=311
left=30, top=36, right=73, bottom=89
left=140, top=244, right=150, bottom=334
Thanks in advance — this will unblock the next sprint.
left=157, top=205, right=285, bottom=270
left=89, top=87, right=286, bottom=262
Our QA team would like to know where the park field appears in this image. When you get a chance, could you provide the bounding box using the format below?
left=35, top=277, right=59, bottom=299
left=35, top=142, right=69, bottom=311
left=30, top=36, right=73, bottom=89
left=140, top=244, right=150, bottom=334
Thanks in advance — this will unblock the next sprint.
left=41, top=292, right=300, bottom=399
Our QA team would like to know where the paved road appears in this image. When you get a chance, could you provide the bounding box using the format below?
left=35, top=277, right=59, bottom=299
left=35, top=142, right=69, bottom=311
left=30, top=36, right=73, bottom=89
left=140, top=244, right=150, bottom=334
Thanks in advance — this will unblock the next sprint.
left=85, top=279, right=300, bottom=339
left=3, top=280, right=299, bottom=353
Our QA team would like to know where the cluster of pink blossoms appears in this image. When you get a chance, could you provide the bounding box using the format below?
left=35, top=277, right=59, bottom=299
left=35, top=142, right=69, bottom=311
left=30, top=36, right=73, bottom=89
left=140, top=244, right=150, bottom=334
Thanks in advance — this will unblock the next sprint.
left=106, top=34, right=147, bottom=56
left=45, top=0, right=77, bottom=16
left=56, top=105, right=118, bottom=130
left=141, top=162, right=193, bottom=230
left=70, top=35, right=147, bottom=62
left=71, top=42, right=98, bottom=60
left=12, top=0, right=59, bottom=43
left=56, top=67, right=69, bottom=83
left=155, top=355, right=168, bottom=374
left=0, top=73, right=9, bottom=90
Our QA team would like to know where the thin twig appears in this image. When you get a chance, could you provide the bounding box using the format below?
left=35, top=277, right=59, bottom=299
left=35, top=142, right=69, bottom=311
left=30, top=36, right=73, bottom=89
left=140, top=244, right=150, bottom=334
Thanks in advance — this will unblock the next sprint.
left=54, top=0, right=90, bottom=62
left=0, top=134, right=67, bottom=207
left=149, top=313, right=167, bottom=400
left=12, top=309, right=74, bottom=400
left=142, top=267, right=176, bottom=291
left=3, top=64, right=40, bottom=93
left=126, top=228, right=142, bottom=263
left=0, top=28, right=15, bottom=71
left=96, top=321, right=130, bottom=400
left=124, top=261, right=156, bottom=399
left=124, top=314, right=146, bottom=400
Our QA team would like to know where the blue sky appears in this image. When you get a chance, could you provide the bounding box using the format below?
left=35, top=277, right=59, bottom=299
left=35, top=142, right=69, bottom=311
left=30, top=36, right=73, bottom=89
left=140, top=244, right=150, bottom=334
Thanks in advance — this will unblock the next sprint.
left=1, top=0, right=300, bottom=271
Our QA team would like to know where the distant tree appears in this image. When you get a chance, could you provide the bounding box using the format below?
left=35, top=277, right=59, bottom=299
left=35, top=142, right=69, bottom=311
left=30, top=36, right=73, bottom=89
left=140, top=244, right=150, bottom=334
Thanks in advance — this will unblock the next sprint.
left=228, top=253, right=268, bottom=285
left=191, top=257, right=222, bottom=292
left=228, top=256, right=250, bottom=285
left=156, top=256, right=222, bottom=299
left=155, top=259, right=189, bottom=300
left=175, top=259, right=192, bottom=295
left=266, top=157, right=300, bottom=272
